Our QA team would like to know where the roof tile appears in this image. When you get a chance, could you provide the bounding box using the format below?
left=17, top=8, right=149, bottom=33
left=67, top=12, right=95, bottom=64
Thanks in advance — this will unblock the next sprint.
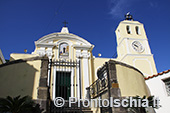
left=145, top=69, right=170, bottom=80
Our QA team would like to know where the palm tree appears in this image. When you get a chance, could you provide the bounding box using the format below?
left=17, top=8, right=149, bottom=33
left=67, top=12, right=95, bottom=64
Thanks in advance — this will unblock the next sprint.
left=0, top=95, right=42, bottom=113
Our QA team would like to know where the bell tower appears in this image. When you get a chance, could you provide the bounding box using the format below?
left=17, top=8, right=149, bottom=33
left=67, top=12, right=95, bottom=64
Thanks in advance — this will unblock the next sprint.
left=115, top=13, right=157, bottom=77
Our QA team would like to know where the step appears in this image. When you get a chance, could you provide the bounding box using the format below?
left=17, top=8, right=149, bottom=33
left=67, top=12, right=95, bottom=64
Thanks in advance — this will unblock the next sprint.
left=50, top=101, right=93, bottom=113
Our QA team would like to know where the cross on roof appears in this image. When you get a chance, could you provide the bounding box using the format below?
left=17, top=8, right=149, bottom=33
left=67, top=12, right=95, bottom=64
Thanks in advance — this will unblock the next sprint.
left=63, top=20, right=68, bottom=27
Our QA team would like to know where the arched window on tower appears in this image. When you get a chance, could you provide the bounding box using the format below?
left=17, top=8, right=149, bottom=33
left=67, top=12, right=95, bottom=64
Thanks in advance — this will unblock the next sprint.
left=59, top=43, right=69, bottom=58
left=135, top=26, right=140, bottom=35
left=126, top=25, right=131, bottom=34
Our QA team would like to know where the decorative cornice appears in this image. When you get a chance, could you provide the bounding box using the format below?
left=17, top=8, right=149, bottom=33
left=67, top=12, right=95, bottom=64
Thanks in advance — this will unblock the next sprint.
left=120, top=20, right=143, bottom=25
left=118, top=37, right=147, bottom=46
left=35, top=43, right=56, bottom=47
left=35, top=32, right=92, bottom=46
left=73, top=44, right=94, bottom=50
left=76, top=51, right=90, bottom=59
left=119, top=54, right=153, bottom=62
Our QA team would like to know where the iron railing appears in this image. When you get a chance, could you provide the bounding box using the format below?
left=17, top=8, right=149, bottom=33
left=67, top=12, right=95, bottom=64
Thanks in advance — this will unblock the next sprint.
left=87, top=63, right=110, bottom=99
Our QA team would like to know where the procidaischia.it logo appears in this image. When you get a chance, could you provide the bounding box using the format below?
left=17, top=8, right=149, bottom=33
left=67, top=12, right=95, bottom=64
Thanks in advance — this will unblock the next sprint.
left=54, top=97, right=160, bottom=108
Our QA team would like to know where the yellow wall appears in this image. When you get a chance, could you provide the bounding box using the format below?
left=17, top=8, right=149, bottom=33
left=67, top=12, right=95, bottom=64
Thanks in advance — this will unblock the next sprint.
left=0, top=60, right=41, bottom=99
left=115, top=20, right=147, bottom=44
left=115, top=20, right=157, bottom=77
left=116, top=64, right=150, bottom=97
left=92, top=58, right=116, bottom=82
left=91, top=59, right=149, bottom=97
left=92, top=60, right=150, bottom=113
left=122, top=55, right=157, bottom=77
left=0, top=59, right=2, bottom=64
left=10, top=53, right=39, bottom=61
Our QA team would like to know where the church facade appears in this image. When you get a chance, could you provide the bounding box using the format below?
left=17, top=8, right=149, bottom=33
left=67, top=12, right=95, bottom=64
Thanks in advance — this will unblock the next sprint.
left=0, top=15, right=157, bottom=113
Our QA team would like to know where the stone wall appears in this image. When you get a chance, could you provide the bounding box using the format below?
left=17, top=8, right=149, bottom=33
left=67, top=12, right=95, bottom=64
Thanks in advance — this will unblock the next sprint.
left=96, top=60, right=148, bottom=113
left=0, top=56, right=50, bottom=113
left=36, top=56, right=49, bottom=113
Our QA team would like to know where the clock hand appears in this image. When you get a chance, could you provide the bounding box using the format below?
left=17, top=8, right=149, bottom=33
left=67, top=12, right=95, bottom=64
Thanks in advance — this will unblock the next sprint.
left=134, top=44, right=139, bottom=48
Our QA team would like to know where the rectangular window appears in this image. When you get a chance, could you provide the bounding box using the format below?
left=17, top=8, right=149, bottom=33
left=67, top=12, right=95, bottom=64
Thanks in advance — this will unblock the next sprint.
left=163, top=78, right=170, bottom=96
left=126, top=26, right=131, bottom=34
left=135, top=26, right=140, bottom=35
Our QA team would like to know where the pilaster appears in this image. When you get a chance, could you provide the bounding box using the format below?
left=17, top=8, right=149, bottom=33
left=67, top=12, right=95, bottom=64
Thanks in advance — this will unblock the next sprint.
left=36, top=56, right=49, bottom=113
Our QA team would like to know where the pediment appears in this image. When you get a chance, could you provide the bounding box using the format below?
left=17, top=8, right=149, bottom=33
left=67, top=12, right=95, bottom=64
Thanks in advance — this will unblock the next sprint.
left=35, top=32, right=92, bottom=46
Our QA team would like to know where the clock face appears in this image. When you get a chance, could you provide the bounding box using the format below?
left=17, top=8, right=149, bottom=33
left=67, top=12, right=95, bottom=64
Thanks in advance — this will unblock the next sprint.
left=132, top=41, right=144, bottom=52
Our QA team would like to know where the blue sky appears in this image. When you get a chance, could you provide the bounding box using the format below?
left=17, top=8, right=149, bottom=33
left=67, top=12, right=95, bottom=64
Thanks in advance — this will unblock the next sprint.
left=0, top=0, right=170, bottom=73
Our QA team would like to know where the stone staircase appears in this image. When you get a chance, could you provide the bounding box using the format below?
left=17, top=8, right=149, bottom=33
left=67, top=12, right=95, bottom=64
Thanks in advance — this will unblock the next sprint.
left=50, top=101, right=93, bottom=113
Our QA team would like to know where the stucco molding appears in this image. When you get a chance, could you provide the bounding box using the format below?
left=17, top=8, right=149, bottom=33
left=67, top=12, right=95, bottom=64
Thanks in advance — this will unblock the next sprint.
left=133, top=58, right=153, bottom=76
left=73, top=44, right=94, bottom=51
left=76, top=51, right=90, bottom=59
left=35, top=32, right=92, bottom=46
left=118, top=37, right=147, bottom=46
left=120, top=53, right=153, bottom=62
left=121, top=21, right=143, bottom=25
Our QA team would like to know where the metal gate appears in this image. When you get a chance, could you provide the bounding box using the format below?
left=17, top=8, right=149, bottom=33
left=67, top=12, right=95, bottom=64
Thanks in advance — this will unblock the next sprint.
left=49, top=59, right=83, bottom=113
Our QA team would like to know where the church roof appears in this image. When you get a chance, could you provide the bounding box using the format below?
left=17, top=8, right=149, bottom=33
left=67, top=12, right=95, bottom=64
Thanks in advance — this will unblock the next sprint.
left=145, top=69, right=170, bottom=80
left=35, top=27, right=92, bottom=46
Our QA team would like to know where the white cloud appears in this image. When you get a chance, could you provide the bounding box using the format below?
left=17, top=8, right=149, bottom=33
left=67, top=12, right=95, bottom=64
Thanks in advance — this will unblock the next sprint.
left=149, top=2, right=158, bottom=8
left=109, top=0, right=158, bottom=18
left=108, top=0, right=136, bottom=18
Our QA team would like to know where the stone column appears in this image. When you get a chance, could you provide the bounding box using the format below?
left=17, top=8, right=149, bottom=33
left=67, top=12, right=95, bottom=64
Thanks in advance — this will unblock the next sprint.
left=36, top=56, right=49, bottom=113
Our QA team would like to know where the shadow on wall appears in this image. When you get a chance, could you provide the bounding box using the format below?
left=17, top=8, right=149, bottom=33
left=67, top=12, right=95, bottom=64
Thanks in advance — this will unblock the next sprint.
left=0, top=60, right=39, bottom=98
